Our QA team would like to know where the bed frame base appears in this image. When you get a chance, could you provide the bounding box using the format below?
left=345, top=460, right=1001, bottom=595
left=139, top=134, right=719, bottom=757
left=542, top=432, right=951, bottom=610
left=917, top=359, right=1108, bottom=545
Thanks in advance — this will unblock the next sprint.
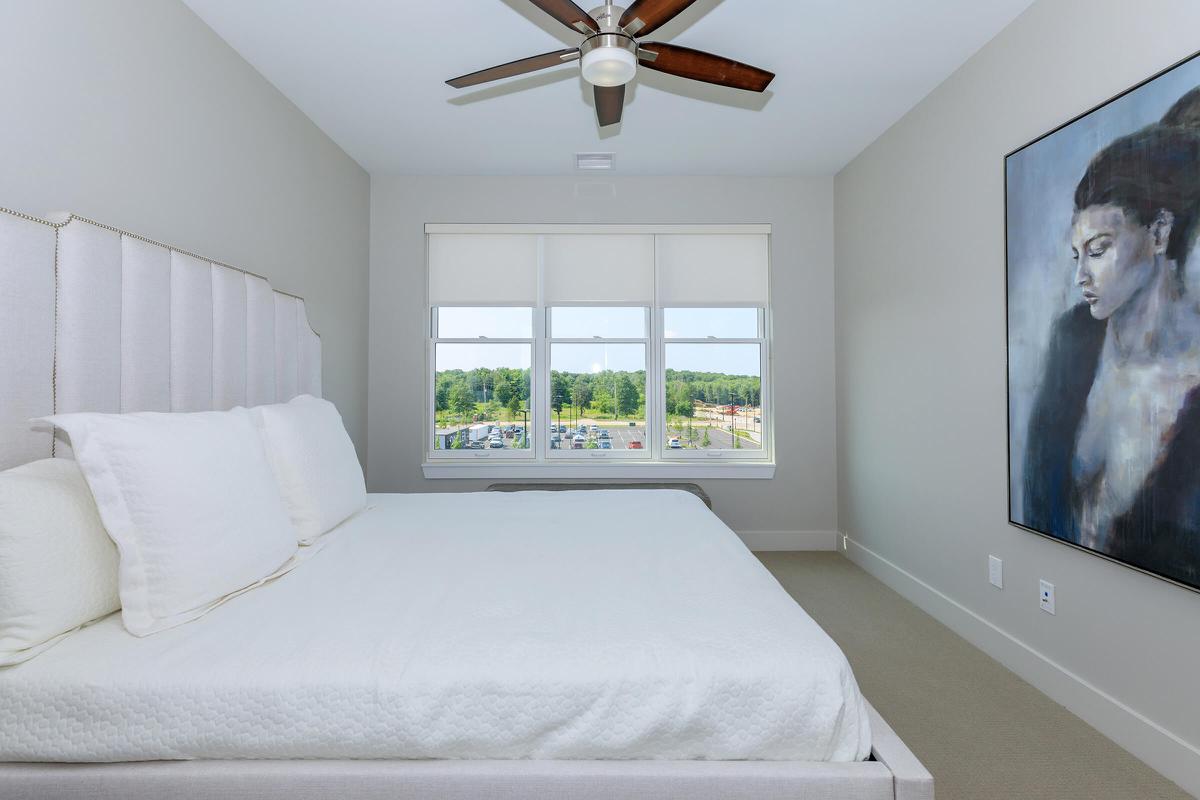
left=0, top=702, right=932, bottom=800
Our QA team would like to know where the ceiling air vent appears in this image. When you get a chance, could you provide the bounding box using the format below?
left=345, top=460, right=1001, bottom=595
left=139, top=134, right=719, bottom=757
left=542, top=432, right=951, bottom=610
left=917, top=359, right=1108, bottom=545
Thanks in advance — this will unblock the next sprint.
left=575, top=152, right=615, bottom=171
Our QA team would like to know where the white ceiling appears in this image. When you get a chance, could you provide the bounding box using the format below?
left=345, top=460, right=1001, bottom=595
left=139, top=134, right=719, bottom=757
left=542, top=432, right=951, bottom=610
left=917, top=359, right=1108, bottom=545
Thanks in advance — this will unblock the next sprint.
left=183, top=0, right=1033, bottom=176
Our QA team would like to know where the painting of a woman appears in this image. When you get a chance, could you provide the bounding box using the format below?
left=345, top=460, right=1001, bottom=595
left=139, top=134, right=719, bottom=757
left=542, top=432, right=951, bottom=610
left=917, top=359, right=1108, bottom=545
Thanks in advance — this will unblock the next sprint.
left=1009, top=62, right=1200, bottom=591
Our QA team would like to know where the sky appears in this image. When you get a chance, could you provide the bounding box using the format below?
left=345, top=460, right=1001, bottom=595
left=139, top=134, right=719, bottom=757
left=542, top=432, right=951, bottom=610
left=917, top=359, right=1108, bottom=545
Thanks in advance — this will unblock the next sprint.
left=435, top=307, right=761, bottom=375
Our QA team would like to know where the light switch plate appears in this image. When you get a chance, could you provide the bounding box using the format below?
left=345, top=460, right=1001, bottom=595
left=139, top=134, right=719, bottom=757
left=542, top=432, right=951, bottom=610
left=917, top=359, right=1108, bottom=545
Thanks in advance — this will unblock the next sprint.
left=988, top=555, right=1003, bottom=589
left=1039, top=579, right=1055, bottom=615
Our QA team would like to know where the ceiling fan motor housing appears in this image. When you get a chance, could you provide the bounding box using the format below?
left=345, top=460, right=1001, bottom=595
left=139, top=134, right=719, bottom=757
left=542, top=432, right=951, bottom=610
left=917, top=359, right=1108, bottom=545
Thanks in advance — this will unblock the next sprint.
left=580, top=34, right=639, bottom=87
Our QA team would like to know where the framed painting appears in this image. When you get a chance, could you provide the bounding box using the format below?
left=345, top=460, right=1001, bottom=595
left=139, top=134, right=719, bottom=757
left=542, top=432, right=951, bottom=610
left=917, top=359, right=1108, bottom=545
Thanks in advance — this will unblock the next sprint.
left=1006, top=50, right=1200, bottom=593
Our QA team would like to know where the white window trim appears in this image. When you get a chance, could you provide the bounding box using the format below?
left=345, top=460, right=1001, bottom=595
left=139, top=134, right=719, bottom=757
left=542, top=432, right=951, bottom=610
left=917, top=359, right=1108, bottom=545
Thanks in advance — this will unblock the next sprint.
left=423, top=224, right=773, bottom=479
left=546, top=306, right=650, bottom=462
left=659, top=308, right=770, bottom=462
left=428, top=307, right=535, bottom=461
left=421, top=462, right=776, bottom=480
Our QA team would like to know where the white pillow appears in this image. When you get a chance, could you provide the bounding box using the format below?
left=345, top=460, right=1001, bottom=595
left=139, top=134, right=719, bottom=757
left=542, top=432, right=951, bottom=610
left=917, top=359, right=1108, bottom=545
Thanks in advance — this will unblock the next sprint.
left=41, top=408, right=300, bottom=637
left=0, top=459, right=120, bottom=665
left=252, top=395, right=366, bottom=544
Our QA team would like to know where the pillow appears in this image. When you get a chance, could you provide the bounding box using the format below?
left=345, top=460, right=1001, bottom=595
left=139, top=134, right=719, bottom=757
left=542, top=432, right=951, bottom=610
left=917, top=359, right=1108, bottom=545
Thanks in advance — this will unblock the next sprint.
left=41, top=408, right=300, bottom=637
left=252, top=395, right=366, bottom=545
left=0, top=459, right=120, bottom=665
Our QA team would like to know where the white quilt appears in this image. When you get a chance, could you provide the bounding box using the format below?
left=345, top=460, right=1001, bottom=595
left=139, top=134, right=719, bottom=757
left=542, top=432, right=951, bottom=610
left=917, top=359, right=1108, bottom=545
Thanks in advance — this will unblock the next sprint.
left=0, top=490, right=871, bottom=763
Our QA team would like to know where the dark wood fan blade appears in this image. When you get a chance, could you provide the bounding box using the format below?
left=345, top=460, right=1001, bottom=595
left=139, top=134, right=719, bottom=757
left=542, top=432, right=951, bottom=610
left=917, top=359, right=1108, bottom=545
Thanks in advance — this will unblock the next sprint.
left=447, top=49, right=579, bottom=89
left=638, top=43, right=774, bottom=92
left=594, top=84, right=625, bottom=126
left=619, top=0, right=699, bottom=37
left=528, top=0, right=599, bottom=34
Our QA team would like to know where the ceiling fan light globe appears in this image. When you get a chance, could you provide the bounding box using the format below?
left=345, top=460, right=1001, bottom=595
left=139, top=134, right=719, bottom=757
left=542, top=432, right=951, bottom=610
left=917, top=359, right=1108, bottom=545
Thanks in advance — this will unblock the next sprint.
left=581, top=46, right=636, bottom=87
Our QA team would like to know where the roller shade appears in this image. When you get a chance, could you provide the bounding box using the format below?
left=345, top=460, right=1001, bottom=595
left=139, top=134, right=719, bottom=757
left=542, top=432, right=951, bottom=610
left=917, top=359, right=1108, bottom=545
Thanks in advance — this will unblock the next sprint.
left=656, top=234, right=769, bottom=306
left=428, top=234, right=538, bottom=305
left=542, top=234, right=654, bottom=304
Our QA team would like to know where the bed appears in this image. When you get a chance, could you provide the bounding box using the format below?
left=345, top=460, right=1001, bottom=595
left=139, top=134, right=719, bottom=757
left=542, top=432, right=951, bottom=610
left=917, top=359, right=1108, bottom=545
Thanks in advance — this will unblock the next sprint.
left=0, top=207, right=932, bottom=799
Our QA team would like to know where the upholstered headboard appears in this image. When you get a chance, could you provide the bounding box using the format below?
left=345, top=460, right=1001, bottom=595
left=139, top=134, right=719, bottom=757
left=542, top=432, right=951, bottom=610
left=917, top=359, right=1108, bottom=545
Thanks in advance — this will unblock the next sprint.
left=0, top=207, right=321, bottom=469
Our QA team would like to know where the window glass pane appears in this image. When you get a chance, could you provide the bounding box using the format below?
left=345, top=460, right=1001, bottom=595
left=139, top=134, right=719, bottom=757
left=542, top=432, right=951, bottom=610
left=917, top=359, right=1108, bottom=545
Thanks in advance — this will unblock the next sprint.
left=664, top=343, right=762, bottom=451
left=551, top=307, right=646, bottom=339
left=437, top=307, right=532, bottom=339
left=434, top=343, right=531, bottom=451
left=663, top=307, right=758, bottom=339
left=550, top=343, right=646, bottom=451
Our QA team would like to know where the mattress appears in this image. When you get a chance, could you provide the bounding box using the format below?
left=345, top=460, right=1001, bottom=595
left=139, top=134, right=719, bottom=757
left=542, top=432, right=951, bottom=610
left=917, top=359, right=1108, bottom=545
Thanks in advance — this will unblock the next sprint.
left=0, top=489, right=871, bottom=763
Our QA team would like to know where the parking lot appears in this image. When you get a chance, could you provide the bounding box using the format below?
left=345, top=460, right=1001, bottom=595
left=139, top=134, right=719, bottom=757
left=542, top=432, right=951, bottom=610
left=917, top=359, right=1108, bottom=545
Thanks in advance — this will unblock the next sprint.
left=448, top=418, right=761, bottom=451
left=549, top=422, right=647, bottom=450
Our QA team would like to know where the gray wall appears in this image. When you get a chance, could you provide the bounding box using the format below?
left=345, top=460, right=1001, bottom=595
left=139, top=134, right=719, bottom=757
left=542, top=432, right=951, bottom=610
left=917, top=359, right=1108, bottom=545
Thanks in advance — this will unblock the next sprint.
left=369, top=176, right=835, bottom=534
left=0, top=0, right=370, bottom=458
left=835, top=0, right=1200, bottom=792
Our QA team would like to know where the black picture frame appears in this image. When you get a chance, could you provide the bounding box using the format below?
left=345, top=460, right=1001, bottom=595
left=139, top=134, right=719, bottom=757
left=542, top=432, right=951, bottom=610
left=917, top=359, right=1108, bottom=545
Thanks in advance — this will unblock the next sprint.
left=1004, top=49, right=1200, bottom=594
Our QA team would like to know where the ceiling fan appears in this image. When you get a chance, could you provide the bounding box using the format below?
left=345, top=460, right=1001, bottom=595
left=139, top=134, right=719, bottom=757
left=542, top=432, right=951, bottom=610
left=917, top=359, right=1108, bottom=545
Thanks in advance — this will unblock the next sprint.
left=446, top=0, right=775, bottom=127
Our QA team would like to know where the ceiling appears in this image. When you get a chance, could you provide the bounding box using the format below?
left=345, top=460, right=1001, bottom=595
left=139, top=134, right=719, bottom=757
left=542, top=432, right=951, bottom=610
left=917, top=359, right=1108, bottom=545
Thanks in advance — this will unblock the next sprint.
left=182, top=0, right=1034, bottom=176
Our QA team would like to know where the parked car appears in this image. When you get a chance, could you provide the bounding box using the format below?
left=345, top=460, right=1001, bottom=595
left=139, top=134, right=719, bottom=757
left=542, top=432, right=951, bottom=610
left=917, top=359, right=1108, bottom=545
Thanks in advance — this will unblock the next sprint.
left=668, top=438, right=682, bottom=449
left=590, top=425, right=599, bottom=433
left=466, top=441, right=485, bottom=450
left=753, top=416, right=761, bottom=424
left=628, top=421, right=637, bottom=426
left=551, top=433, right=562, bottom=443
left=488, top=438, right=504, bottom=449
left=572, top=434, right=586, bottom=449
left=599, top=430, right=610, bottom=439
left=628, top=441, right=644, bottom=450
left=599, top=440, right=613, bottom=450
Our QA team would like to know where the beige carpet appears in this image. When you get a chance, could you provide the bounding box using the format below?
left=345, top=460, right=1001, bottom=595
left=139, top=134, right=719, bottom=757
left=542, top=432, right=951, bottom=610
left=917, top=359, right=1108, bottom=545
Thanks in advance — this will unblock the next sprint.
left=758, top=551, right=1192, bottom=800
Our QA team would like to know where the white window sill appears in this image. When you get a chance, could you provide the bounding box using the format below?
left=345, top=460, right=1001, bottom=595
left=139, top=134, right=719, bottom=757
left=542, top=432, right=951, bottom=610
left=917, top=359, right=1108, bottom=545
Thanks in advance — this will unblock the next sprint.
left=421, top=462, right=776, bottom=480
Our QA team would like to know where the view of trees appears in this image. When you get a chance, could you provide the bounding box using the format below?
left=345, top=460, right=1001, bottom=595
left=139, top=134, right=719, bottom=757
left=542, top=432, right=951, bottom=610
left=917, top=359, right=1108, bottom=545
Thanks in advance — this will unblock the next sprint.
left=435, top=367, right=531, bottom=426
left=664, top=369, right=762, bottom=417
left=551, top=370, right=645, bottom=419
left=435, top=366, right=760, bottom=425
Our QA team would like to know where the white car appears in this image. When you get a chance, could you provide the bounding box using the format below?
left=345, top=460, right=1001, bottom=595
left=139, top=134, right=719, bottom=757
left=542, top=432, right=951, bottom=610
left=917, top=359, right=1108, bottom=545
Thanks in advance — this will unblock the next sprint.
left=668, top=437, right=682, bottom=449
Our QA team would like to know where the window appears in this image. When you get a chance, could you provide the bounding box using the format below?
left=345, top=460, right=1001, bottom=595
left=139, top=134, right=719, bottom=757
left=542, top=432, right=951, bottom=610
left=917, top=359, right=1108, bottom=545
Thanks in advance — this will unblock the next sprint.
left=426, top=226, right=771, bottom=474
left=662, top=308, right=764, bottom=457
left=431, top=309, right=533, bottom=457
left=550, top=307, right=648, bottom=455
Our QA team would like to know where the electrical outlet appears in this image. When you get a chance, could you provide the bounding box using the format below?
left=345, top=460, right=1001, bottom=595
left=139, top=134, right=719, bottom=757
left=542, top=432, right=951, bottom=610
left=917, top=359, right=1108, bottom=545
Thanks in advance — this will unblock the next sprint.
left=1039, top=580, right=1055, bottom=615
left=988, top=555, right=1003, bottom=589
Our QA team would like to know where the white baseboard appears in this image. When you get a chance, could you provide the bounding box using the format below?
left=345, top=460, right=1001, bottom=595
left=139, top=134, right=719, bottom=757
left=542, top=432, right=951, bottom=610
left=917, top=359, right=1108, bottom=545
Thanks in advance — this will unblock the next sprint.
left=843, top=536, right=1200, bottom=797
left=736, top=530, right=839, bottom=551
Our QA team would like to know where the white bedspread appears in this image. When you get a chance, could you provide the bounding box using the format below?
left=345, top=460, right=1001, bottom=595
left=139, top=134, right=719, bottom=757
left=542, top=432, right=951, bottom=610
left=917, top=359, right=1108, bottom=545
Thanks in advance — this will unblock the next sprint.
left=0, top=490, right=871, bottom=763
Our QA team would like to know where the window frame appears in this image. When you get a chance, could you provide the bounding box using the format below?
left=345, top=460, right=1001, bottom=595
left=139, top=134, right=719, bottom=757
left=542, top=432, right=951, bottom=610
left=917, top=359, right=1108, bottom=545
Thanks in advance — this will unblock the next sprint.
left=658, top=307, right=770, bottom=462
left=428, top=305, right=536, bottom=461
left=545, top=305, right=652, bottom=462
left=423, top=224, right=773, bottom=475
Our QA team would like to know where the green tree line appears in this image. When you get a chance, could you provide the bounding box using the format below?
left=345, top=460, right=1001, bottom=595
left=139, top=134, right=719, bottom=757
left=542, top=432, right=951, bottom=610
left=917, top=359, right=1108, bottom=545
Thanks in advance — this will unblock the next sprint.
left=435, top=366, right=759, bottom=422
left=664, top=369, right=761, bottom=417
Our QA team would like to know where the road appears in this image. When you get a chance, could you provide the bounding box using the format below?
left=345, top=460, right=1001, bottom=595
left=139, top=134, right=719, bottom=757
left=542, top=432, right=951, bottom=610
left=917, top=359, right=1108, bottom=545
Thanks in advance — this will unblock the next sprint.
left=666, top=422, right=762, bottom=451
